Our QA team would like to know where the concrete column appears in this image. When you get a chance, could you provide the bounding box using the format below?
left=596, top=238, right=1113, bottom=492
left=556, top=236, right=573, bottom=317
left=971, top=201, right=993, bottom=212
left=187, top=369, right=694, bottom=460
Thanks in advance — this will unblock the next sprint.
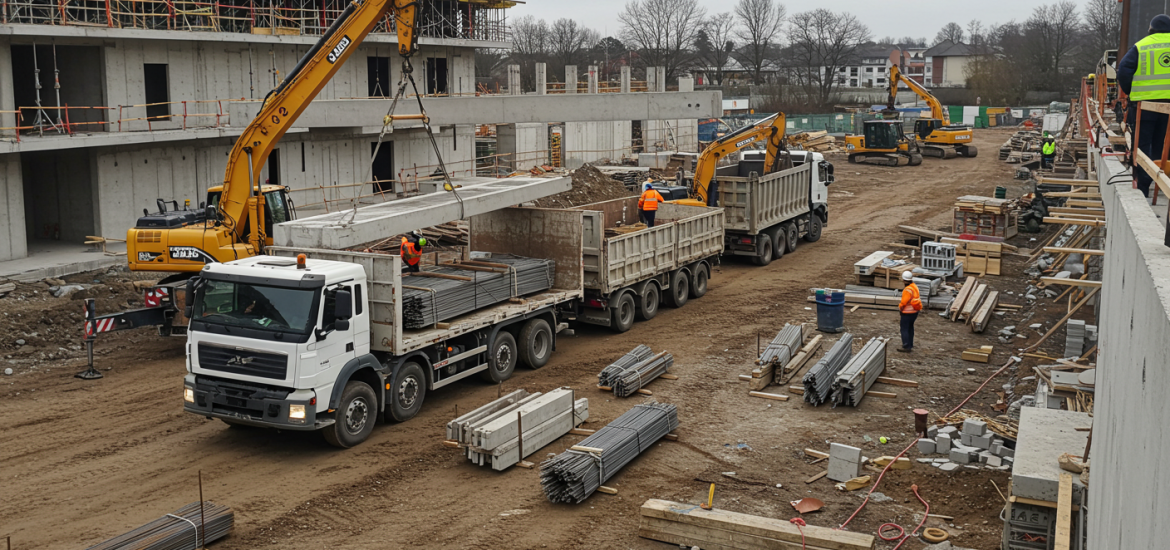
left=678, top=75, right=694, bottom=92
left=646, top=68, right=658, bottom=94
left=535, top=62, right=547, bottom=95
left=587, top=65, right=598, bottom=94
left=656, top=67, right=667, bottom=91
left=0, top=154, right=27, bottom=261
left=620, top=66, right=631, bottom=93
left=0, top=39, right=15, bottom=132
left=507, top=64, right=522, bottom=95
left=565, top=65, right=577, bottom=94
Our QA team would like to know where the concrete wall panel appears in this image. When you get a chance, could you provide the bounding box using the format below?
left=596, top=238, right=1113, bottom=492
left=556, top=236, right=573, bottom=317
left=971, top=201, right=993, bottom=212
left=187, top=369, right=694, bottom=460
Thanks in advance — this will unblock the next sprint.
left=0, top=154, right=27, bottom=260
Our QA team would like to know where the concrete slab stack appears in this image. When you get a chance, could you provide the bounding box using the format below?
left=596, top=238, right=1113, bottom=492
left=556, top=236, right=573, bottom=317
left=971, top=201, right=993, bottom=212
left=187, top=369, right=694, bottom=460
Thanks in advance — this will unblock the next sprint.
left=1065, top=319, right=1087, bottom=358
left=446, top=388, right=589, bottom=471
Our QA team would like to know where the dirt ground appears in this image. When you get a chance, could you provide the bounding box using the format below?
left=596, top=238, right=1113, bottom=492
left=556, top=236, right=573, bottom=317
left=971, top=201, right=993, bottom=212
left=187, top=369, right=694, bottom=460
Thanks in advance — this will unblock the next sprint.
left=0, top=128, right=1086, bottom=550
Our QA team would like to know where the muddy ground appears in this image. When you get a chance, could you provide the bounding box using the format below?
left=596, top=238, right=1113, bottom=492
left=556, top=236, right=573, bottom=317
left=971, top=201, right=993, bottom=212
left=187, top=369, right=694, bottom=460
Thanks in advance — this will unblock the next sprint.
left=0, top=128, right=1089, bottom=549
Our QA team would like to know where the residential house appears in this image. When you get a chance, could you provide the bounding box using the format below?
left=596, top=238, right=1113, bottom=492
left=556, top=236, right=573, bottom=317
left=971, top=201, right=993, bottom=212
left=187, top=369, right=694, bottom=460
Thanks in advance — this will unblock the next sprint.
left=924, top=40, right=974, bottom=87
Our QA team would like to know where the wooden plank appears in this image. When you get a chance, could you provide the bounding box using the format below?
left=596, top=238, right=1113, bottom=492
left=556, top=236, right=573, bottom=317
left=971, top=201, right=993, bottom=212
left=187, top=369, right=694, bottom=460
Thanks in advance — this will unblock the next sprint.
left=638, top=520, right=834, bottom=550
left=805, top=471, right=828, bottom=483
left=959, top=284, right=988, bottom=320
left=659, top=373, right=679, bottom=380
left=1025, top=288, right=1099, bottom=352
left=1066, top=199, right=1103, bottom=207
left=789, top=386, right=805, bottom=395
left=776, top=335, right=824, bottom=384
left=962, top=350, right=991, bottom=363
left=949, top=276, right=978, bottom=321
left=1043, top=217, right=1106, bottom=227
left=568, top=428, right=596, bottom=436
left=597, top=486, right=618, bottom=495
left=1054, top=473, right=1074, bottom=550
left=1044, top=192, right=1102, bottom=198
left=570, top=445, right=604, bottom=453
left=850, top=305, right=860, bottom=312
left=1049, top=206, right=1105, bottom=216
left=875, top=376, right=919, bottom=387
left=970, top=290, right=999, bottom=333
left=865, top=391, right=897, bottom=399
left=749, top=391, right=789, bottom=402
left=639, top=499, right=876, bottom=550
left=1009, top=495, right=1080, bottom=511
left=1035, top=175, right=1100, bottom=186
left=804, top=448, right=829, bottom=459
left=738, top=374, right=752, bottom=381
left=663, top=433, right=679, bottom=441
left=1041, top=277, right=1102, bottom=288
left=516, top=460, right=535, bottom=469
left=1043, top=247, right=1104, bottom=256
left=442, top=439, right=460, bottom=448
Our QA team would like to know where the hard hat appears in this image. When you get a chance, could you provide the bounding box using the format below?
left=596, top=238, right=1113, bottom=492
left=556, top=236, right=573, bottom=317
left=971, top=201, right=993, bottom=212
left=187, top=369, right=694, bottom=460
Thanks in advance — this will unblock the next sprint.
left=418, top=237, right=427, bottom=247
left=902, top=271, right=914, bottom=281
left=644, top=182, right=653, bottom=191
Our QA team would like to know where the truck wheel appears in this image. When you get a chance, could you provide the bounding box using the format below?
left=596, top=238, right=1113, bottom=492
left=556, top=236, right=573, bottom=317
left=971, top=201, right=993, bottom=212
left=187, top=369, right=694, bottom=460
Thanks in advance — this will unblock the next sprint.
left=769, top=228, right=786, bottom=260
left=804, top=213, right=823, bottom=242
left=323, top=380, right=378, bottom=448
left=636, top=284, right=660, bottom=321
left=519, top=319, right=552, bottom=369
left=611, top=293, right=636, bottom=332
left=482, top=332, right=518, bottom=382
left=689, top=265, right=709, bottom=298
left=752, top=237, right=773, bottom=266
left=663, top=271, right=690, bottom=308
left=785, top=223, right=799, bottom=254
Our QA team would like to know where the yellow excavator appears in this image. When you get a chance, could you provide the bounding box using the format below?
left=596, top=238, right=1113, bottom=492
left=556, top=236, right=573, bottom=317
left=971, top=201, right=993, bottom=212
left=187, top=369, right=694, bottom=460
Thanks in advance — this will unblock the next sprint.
left=842, top=119, right=923, bottom=167
left=127, top=0, right=427, bottom=276
left=886, top=65, right=977, bottom=159
left=666, top=112, right=790, bottom=207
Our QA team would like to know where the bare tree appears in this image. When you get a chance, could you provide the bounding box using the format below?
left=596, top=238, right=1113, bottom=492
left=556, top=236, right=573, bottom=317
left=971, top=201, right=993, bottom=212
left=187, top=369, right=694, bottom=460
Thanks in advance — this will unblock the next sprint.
left=934, top=22, right=964, bottom=45
left=508, top=16, right=550, bottom=91
left=619, top=0, right=707, bottom=81
left=787, top=9, right=872, bottom=106
left=549, top=18, right=600, bottom=75
left=695, top=12, right=736, bottom=85
left=734, top=0, right=787, bottom=84
left=1082, top=0, right=1121, bottom=61
left=1026, top=2, right=1081, bottom=90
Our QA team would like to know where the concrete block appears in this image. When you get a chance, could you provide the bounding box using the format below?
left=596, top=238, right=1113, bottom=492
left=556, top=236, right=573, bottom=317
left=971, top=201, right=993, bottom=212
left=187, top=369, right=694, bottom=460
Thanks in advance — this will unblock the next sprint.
left=940, top=462, right=960, bottom=472
left=935, top=433, right=952, bottom=453
left=963, top=419, right=988, bottom=436
left=917, top=438, right=936, bottom=454
left=932, top=458, right=949, bottom=463
left=990, top=441, right=1003, bottom=455
left=978, top=451, right=993, bottom=463
left=987, top=455, right=1003, bottom=467
left=949, top=448, right=972, bottom=464
left=973, top=435, right=993, bottom=449
left=828, top=443, right=862, bottom=482
left=1004, top=456, right=1014, bottom=465
left=1001, top=447, right=1015, bottom=459
left=926, top=425, right=939, bottom=438
left=939, top=425, right=959, bottom=436
left=960, top=433, right=974, bottom=446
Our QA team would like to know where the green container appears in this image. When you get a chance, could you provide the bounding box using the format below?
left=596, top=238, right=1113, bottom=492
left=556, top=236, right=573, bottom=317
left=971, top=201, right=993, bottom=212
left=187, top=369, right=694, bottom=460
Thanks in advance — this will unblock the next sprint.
left=948, top=105, right=964, bottom=125
left=995, top=186, right=1007, bottom=199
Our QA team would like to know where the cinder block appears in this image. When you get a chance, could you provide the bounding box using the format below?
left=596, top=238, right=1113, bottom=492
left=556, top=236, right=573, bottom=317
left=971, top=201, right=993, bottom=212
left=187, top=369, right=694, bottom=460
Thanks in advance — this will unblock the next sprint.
left=987, top=455, right=1003, bottom=467
left=830, top=442, right=862, bottom=462
left=917, top=438, right=936, bottom=454
left=990, top=442, right=1003, bottom=455
left=935, top=434, right=952, bottom=453
left=978, top=451, right=993, bottom=463
left=960, top=433, right=974, bottom=446
left=973, top=435, right=993, bottom=449
left=949, top=448, right=972, bottom=464
left=1004, top=456, right=1014, bottom=465
left=926, top=425, right=939, bottom=438
left=1001, top=447, right=1015, bottom=459
left=939, top=426, right=959, bottom=436
left=962, top=419, right=988, bottom=436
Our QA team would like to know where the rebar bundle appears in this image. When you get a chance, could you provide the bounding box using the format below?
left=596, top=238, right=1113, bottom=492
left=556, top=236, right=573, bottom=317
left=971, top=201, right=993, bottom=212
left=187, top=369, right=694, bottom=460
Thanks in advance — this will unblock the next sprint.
left=84, top=501, right=233, bottom=550
left=831, top=337, right=888, bottom=407
left=402, top=255, right=554, bottom=329
left=612, top=352, right=673, bottom=397
left=540, top=403, right=678, bottom=504
left=803, top=333, right=853, bottom=406
left=757, top=324, right=802, bottom=366
left=598, top=345, right=654, bottom=387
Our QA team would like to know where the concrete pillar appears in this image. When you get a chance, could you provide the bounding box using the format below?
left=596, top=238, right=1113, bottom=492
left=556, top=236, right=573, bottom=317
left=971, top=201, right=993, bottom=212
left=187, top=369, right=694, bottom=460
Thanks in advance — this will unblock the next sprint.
left=587, top=65, right=598, bottom=94
left=656, top=67, right=667, bottom=92
left=621, top=66, right=631, bottom=93
left=0, top=154, right=27, bottom=261
left=0, top=39, right=15, bottom=132
left=646, top=68, right=658, bottom=94
left=565, top=65, right=577, bottom=94
left=507, top=64, right=521, bottom=95
left=535, top=62, right=547, bottom=95
left=678, top=75, right=694, bottom=92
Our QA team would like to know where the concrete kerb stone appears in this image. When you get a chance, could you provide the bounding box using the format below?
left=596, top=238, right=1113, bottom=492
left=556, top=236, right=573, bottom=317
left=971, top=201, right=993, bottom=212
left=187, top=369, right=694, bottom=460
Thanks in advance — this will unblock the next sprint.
left=973, top=435, right=993, bottom=449
left=949, top=448, right=972, bottom=464
left=963, top=419, right=988, bottom=436
left=918, top=438, right=936, bottom=454
left=828, top=443, right=863, bottom=482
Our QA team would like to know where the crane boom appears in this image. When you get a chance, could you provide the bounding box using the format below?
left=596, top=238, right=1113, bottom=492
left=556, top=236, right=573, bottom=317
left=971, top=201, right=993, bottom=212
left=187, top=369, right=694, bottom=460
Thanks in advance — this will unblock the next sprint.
left=684, top=113, right=787, bottom=206
left=888, top=65, right=947, bottom=123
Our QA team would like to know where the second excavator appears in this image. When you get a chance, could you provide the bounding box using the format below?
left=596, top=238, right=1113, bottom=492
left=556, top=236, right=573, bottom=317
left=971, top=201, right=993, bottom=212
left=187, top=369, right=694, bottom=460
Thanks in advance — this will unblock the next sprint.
left=886, top=65, right=977, bottom=159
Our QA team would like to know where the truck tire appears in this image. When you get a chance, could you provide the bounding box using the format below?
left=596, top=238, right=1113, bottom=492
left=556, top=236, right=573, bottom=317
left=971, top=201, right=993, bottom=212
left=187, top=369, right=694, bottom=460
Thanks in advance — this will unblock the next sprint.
left=663, top=270, right=690, bottom=308
left=805, top=213, right=823, bottom=242
left=323, top=380, right=378, bottom=448
left=388, top=362, right=427, bottom=423
left=752, top=237, right=774, bottom=266
left=636, top=284, right=660, bottom=321
left=785, top=223, right=799, bottom=254
left=689, top=265, right=709, bottom=298
left=611, top=293, right=636, bottom=332
left=769, top=228, right=786, bottom=260
left=519, top=319, right=552, bottom=369
left=482, top=332, right=518, bottom=382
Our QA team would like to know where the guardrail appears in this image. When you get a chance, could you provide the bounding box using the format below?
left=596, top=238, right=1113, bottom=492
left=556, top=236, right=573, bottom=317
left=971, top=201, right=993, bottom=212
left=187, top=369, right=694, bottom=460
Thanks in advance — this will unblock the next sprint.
left=0, top=99, right=235, bottom=140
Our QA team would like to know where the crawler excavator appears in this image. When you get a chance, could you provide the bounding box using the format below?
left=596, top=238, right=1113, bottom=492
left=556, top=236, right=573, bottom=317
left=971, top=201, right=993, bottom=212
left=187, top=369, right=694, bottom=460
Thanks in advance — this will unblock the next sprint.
left=885, top=65, right=977, bottom=159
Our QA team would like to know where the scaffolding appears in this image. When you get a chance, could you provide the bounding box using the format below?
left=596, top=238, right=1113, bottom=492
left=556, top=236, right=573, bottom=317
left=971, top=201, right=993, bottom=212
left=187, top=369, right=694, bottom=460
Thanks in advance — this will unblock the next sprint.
left=1, top=0, right=510, bottom=42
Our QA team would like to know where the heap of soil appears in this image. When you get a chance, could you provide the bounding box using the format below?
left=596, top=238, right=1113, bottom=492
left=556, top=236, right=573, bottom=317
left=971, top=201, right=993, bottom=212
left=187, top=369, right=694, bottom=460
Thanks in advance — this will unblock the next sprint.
left=531, top=164, right=634, bottom=208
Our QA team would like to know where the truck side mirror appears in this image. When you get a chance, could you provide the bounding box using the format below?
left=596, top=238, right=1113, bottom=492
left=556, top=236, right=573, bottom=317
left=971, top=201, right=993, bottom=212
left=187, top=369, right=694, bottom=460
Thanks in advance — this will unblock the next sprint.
left=334, top=289, right=352, bottom=320
left=184, top=278, right=196, bottom=317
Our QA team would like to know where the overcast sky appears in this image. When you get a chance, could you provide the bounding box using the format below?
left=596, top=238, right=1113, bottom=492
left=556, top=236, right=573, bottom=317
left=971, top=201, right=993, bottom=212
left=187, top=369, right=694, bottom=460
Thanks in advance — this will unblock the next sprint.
left=511, top=0, right=1041, bottom=42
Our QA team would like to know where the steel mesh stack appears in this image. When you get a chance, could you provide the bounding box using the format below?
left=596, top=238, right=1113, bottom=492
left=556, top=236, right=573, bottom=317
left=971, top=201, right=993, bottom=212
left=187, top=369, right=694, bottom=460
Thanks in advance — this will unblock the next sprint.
left=612, top=352, right=673, bottom=397
left=84, top=502, right=233, bottom=550
left=598, top=345, right=654, bottom=387
left=803, top=333, right=853, bottom=406
left=402, top=255, right=555, bottom=328
left=757, top=324, right=803, bottom=366
left=540, top=403, right=678, bottom=504
left=831, top=337, right=887, bottom=407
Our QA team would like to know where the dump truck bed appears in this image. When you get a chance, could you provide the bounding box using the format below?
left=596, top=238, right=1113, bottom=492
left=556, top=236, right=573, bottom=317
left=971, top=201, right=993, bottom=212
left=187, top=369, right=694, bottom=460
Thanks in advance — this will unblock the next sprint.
left=714, top=162, right=813, bottom=235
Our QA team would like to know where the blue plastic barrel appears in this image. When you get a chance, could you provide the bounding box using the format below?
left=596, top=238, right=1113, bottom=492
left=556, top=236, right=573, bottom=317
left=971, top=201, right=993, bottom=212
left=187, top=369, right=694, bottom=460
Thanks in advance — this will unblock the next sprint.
left=816, top=291, right=846, bottom=333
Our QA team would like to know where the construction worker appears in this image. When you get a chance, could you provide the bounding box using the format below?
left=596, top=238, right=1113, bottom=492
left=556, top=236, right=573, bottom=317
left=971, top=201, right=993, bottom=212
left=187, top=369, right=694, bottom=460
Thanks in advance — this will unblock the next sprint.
left=400, top=233, right=426, bottom=273
left=896, top=271, right=923, bottom=353
left=1041, top=132, right=1056, bottom=169
left=1118, top=14, right=1170, bottom=198
left=638, top=181, right=665, bottom=228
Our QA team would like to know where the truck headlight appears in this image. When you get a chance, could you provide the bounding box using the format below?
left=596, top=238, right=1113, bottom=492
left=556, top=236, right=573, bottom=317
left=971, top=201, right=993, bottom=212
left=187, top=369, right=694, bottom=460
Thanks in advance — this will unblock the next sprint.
left=184, top=387, right=195, bottom=403
left=289, top=404, right=306, bottom=420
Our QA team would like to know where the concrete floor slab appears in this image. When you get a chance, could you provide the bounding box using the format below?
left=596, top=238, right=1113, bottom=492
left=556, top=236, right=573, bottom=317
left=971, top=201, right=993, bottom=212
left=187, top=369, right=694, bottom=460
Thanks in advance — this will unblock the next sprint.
left=1013, top=407, right=1090, bottom=503
left=0, top=241, right=124, bottom=281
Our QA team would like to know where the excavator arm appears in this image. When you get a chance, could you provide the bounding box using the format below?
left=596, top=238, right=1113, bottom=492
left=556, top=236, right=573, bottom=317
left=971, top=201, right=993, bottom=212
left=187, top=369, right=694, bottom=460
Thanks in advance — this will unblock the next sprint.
left=686, top=113, right=787, bottom=206
left=888, top=65, right=948, bottom=123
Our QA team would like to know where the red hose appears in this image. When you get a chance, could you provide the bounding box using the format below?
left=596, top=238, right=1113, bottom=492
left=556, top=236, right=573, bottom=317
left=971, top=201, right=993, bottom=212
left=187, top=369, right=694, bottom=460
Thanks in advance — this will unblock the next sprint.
left=878, top=523, right=905, bottom=541
left=892, top=484, right=930, bottom=550
left=789, top=517, right=807, bottom=549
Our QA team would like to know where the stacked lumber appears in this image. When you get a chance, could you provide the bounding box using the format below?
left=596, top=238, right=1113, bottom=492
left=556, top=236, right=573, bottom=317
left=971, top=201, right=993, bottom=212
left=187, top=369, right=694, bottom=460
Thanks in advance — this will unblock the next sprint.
left=446, top=388, right=589, bottom=471
left=638, top=499, right=876, bottom=550
left=940, top=237, right=1005, bottom=275
left=969, top=290, right=1000, bottom=333
left=789, top=130, right=840, bottom=153
left=953, top=196, right=1019, bottom=239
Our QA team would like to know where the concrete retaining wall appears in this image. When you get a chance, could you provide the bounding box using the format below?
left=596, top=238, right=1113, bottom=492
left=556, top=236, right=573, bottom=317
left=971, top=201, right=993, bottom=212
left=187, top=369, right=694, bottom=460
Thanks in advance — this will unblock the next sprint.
left=1086, top=151, right=1170, bottom=548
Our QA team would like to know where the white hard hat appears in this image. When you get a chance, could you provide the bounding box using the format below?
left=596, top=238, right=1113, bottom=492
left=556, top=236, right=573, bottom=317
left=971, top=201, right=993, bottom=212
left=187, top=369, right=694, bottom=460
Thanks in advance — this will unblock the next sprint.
left=902, top=271, right=914, bottom=281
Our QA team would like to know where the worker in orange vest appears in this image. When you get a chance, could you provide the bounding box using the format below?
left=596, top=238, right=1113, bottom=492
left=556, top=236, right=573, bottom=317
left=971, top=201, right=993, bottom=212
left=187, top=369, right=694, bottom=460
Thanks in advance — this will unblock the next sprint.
left=638, top=181, right=666, bottom=227
left=897, top=271, right=923, bottom=352
left=400, top=233, right=426, bottom=273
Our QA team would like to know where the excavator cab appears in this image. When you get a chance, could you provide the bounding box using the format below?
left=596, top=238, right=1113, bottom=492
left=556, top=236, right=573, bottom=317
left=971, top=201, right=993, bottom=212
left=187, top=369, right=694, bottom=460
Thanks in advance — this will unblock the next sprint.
left=862, top=120, right=905, bottom=150
left=206, top=185, right=296, bottom=242
left=915, top=118, right=942, bottom=140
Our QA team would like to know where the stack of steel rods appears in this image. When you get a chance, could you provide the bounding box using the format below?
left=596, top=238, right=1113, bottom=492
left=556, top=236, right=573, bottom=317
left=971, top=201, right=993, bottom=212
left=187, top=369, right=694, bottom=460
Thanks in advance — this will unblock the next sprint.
left=831, top=337, right=887, bottom=407
left=401, top=255, right=555, bottom=328
left=611, top=352, right=673, bottom=397
left=802, top=333, right=853, bottom=406
left=757, top=324, right=802, bottom=366
left=85, top=501, right=233, bottom=550
left=540, top=403, right=678, bottom=504
left=598, top=345, right=654, bottom=387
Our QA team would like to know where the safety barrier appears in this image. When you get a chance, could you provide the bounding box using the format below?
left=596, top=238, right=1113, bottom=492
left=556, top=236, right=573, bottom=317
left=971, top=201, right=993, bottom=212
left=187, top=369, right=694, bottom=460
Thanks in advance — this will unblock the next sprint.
left=0, top=99, right=234, bottom=139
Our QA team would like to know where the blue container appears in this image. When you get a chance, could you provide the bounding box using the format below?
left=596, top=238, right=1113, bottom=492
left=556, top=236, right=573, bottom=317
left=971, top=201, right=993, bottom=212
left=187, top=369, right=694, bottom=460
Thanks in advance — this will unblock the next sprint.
left=816, top=291, right=846, bottom=333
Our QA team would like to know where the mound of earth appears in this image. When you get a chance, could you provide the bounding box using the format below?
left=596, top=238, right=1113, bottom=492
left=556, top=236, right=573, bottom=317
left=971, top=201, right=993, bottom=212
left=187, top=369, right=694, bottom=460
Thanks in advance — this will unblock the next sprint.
left=532, top=164, right=634, bottom=208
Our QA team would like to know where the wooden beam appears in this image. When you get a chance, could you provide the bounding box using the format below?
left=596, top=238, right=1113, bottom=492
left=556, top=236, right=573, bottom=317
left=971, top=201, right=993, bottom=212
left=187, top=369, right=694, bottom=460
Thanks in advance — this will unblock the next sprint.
left=639, top=499, right=877, bottom=550
left=1132, top=148, right=1170, bottom=200
left=1010, top=495, right=1081, bottom=511
left=1141, top=101, right=1170, bottom=115
left=1041, top=277, right=1102, bottom=288
left=1036, top=176, right=1099, bottom=186
left=875, top=376, right=919, bottom=387
left=866, top=391, right=897, bottom=399
left=1043, top=217, right=1106, bottom=227
left=805, top=471, right=828, bottom=483
left=1048, top=207, right=1105, bottom=217
left=1065, top=199, right=1103, bottom=207
left=789, top=386, right=805, bottom=395
left=804, top=448, right=829, bottom=459
left=748, top=391, right=789, bottom=402
left=1043, top=247, right=1104, bottom=256
left=1055, top=473, right=1074, bottom=550
left=597, top=486, right=618, bottom=495
left=737, top=374, right=752, bottom=381
left=1044, top=192, right=1101, bottom=198
left=1025, top=288, right=1100, bottom=352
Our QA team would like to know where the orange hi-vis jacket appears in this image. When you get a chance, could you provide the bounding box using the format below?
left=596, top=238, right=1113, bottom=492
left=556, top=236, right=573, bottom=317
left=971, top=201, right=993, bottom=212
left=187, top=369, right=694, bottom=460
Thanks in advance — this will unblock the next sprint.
left=900, top=282, right=923, bottom=314
left=638, top=189, right=665, bottom=211
left=400, top=237, right=421, bottom=266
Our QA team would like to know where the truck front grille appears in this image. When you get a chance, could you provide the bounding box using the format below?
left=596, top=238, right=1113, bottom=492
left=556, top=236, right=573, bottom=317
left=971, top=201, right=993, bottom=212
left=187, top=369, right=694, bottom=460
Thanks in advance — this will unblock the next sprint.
left=197, top=343, right=288, bottom=380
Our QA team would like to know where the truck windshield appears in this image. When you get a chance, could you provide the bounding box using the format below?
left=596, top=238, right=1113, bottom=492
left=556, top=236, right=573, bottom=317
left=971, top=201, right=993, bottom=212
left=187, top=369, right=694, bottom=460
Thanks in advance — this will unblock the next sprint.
left=193, top=280, right=317, bottom=334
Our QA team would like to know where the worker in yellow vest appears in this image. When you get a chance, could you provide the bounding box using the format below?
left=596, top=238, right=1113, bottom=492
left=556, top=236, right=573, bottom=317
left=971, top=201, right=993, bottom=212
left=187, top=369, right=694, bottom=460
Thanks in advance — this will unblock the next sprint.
left=1041, top=132, right=1056, bottom=169
left=400, top=234, right=426, bottom=273
left=638, top=181, right=666, bottom=228
left=1118, top=14, right=1170, bottom=197
left=896, top=271, right=923, bottom=352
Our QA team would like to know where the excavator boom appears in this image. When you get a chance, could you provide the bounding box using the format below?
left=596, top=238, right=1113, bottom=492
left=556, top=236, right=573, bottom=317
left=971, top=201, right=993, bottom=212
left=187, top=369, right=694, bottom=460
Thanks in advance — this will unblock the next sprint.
left=888, top=65, right=947, bottom=123
left=685, top=113, right=787, bottom=206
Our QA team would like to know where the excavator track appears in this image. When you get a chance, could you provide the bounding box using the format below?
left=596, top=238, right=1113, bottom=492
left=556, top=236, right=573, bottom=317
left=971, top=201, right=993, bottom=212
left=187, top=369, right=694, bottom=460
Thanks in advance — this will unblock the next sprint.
left=922, top=145, right=958, bottom=159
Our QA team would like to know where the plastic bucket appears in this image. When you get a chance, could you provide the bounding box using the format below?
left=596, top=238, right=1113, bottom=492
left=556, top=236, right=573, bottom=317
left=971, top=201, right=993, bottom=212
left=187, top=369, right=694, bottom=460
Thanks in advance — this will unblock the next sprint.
left=815, top=291, right=846, bottom=333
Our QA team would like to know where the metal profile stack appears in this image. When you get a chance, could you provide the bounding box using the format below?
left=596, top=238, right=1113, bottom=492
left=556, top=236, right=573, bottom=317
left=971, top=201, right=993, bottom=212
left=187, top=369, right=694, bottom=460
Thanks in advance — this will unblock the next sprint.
left=446, top=388, right=589, bottom=471
left=612, top=352, right=673, bottom=397
left=757, top=324, right=803, bottom=367
left=84, top=502, right=233, bottom=550
left=402, top=255, right=555, bottom=328
left=541, top=403, right=678, bottom=504
left=598, top=345, right=654, bottom=388
left=802, top=333, right=853, bottom=406
left=831, top=337, right=888, bottom=407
